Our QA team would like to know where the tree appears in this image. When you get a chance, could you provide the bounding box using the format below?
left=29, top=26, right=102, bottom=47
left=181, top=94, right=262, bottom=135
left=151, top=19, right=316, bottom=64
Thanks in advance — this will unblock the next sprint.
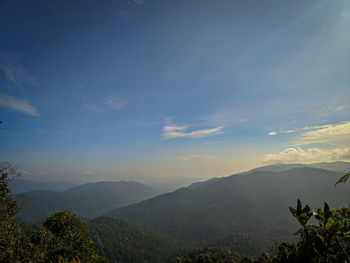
left=175, top=247, right=241, bottom=263
left=0, top=162, right=44, bottom=262
left=41, top=210, right=98, bottom=263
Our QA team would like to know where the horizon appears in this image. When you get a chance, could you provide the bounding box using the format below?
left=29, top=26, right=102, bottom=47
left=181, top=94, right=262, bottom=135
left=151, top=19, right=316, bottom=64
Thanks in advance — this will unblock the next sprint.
left=1, top=0, right=350, bottom=184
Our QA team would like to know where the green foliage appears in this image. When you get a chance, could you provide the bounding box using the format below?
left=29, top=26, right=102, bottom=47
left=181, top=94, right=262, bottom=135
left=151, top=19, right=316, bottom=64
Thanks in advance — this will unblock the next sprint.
left=58, top=255, right=82, bottom=263
left=41, top=210, right=99, bottom=263
left=87, top=216, right=188, bottom=263
left=203, top=234, right=275, bottom=258
left=174, top=247, right=242, bottom=263
left=0, top=163, right=44, bottom=262
left=335, top=171, right=350, bottom=185
left=0, top=162, right=103, bottom=262
left=253, top=202, right=350, bottom=262
left=288, top=199, right=312, bottom=227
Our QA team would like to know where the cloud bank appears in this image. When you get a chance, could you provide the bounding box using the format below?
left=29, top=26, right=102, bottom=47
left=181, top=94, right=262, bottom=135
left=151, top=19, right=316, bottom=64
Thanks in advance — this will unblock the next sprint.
left=292, top=121, right=350, bottom=145
left=264, top=147, right=350, bottom=163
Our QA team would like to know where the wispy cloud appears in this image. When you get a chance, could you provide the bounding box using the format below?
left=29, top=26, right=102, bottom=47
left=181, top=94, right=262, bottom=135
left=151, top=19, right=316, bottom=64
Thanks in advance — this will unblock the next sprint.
left=264, top=146, right=350, bottom=163
left=283, top=130, right=295, bottom=134
left=178, top=154, right=220, bottom=161
left=163, top=123, right=223, bottom=139
left=0, top=93, right=40, bottom=116
left=104, top=95, right=127, bottom=110
left=204, top=110, right=248, bottom=127
left=21, top=169, right=33, bottom=176
left=85, top=104, right=100, bottom=112
left=268, top=130, right=295, bottom=136
left=83, top=170, right=93, bottom=175
left=292, top=121, right=350, bottom=145
left=132, top=0, right=143, bottom=5
left=39, top=170, right=48, bottom=176
left=0, top=54, right=37, bottom=86
left=341, top=9, right=350, bottom=20
left=301, top=124, right=333, bottom=131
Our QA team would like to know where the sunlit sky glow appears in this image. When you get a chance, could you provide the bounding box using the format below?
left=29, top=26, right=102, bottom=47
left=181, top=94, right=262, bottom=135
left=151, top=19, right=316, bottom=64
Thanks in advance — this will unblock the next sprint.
left=0, top=0, right=350, bottom=183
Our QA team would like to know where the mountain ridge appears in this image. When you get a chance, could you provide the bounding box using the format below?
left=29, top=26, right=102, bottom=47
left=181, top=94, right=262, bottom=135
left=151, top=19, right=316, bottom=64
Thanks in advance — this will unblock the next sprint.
left=15, top=180, right=160, bottom=222
left=106, top=167, right=350, bottom=245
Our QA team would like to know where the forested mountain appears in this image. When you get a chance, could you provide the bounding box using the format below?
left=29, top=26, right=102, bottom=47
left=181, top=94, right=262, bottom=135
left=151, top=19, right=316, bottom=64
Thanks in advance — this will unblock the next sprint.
left=107, top=168, right=350, bottom=245
left=239, top=162, right=350, bottom=175
left=15, top=181, right=160, bottom=222
left=239, top=161, right=350, bottom=175
left=9, top=179, right=76, bottom=194
left=87, top=216, right=189, bottom=263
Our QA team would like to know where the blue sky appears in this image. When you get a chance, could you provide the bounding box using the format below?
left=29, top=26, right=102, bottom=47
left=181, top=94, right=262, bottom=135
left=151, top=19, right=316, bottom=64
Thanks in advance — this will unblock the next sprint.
left=1, top=0, right=350, bottom=183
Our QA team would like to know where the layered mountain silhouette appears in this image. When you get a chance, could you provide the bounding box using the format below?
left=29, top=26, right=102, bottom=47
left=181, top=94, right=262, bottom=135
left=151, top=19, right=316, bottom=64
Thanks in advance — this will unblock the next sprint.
left=106, top=167, right=350, bottom=242
left=15, top=181, right=160, bottom=222
left=9, top=179, right=76, bottom=194
left=14, top=162, right=350, bottom=257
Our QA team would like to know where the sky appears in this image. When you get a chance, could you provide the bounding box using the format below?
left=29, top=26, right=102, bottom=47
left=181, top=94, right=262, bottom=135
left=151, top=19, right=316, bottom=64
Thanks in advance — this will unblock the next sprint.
left=0, top=0, right=350, bottom=184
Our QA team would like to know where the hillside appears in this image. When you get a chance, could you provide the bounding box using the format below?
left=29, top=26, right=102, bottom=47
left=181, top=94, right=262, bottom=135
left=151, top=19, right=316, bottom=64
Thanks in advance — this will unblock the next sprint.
left=87, top=216, right=189, bottom=263
left=15, top=181, right=160, bottom=222
left=107, top=167, right=350, bottom=243
left=239, top=161, right=350, bottom=175
left=9, top=179, right=76, bottom=194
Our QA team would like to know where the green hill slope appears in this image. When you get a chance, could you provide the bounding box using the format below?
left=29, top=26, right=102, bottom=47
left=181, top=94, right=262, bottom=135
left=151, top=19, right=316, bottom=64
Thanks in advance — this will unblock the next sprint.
left=86, top=216, right=188, bottom=263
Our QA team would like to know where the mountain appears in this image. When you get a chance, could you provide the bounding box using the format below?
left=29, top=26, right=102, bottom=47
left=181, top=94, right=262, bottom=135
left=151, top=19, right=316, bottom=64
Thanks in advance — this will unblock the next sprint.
left=309, top=161, right=350, bottom=173
left=63, top=181, right=160, bottom=209
left=240, top=161, right=350, bottom=175
left=106, top=167, right=350, bottom=244
left=15, top=181, right=160, bottom=222
left=86, top=217, right=274, bottom=262
left=87, top=216, right=188, bottom=263
left=9, top=179, right=76, bottom=194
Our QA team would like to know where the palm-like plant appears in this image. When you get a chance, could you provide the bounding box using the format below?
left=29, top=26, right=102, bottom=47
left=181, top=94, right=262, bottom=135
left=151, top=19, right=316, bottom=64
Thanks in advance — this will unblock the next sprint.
left=335, top=172, right=350, bottom=186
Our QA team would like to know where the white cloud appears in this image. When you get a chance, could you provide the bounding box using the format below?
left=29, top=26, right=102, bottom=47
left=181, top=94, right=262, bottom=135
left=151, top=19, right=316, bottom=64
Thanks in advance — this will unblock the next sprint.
left=85, top=104, right=100, bottom=112
left=268, top=131, right=277, bottom=136
left=104, top=95, right=127, bottom=110
left=83, top=170, right=93, bottom=175
left=21, top=170, right=33, bottom=176
left=0, top=93, right=40, bottom=116
left=301, top=124, right=333, bottom=131
left=292, top=121, right=350, bottom=145
left=263, top=147, right=350, bottom=164
left=163, top=123, right=223, bottom=139
left=283, top=130, right=295, bottom=134
left=178, top=154, right=220, bottom=161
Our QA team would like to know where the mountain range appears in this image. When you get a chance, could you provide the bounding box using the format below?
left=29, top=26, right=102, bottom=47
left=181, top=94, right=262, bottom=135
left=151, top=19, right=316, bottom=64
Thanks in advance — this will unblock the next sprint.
left=15, top=181, right=160, bottom=222
left=106, top=167, right=350, bottom=244
left=9, top=179, right=76, bottom=194
left=13, top=162, right=350, bottom=257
